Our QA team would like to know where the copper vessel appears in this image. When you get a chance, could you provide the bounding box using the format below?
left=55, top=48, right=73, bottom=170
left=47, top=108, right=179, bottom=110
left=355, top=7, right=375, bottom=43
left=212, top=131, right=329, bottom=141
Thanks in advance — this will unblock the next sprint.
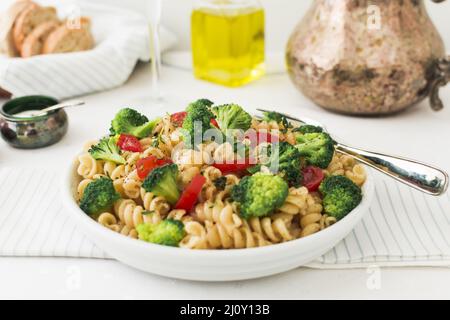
left=286, top=0, right=450, bottom=115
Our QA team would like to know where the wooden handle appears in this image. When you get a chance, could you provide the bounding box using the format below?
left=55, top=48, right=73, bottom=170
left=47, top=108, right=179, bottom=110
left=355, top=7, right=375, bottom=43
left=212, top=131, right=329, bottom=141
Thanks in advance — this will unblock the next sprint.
left=0, top=87, right=11, bottom=99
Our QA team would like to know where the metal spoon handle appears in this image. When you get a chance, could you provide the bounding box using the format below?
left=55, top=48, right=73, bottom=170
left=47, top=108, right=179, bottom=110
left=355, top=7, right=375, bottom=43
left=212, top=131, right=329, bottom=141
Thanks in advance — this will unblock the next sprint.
left=42, top=100, right=85, bottom=113
left=255, top=108, right=449, bottom=195
left=336, top=143, right=449, bottom=196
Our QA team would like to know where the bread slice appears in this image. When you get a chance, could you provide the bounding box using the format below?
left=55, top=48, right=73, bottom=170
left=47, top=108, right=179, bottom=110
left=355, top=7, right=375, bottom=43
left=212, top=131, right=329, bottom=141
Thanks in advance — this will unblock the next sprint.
left=43, top=17, right=94, bottom=54
left=21, top=20, right=60, bottom=58
left=0, top=0, right=34, bottom=57
left=13, top=4, right=58, bottom=52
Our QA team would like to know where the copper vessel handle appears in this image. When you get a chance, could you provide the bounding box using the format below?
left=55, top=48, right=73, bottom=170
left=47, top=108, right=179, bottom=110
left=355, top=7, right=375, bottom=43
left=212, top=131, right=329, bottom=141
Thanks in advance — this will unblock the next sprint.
left=428, top=55, right=450, bottom=111
left=428, top=1, right=449, bottom=110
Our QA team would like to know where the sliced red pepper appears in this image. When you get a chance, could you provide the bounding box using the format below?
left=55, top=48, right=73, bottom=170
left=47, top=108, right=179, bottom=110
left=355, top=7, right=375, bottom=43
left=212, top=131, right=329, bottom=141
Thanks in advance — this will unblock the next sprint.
left=302, top=166, right=325, bottom=192
left=175, top=174, right=206, bottom=211
left=245, top=131, right=279, bottom=147
left=170, top=111, right=220, bottom=128
left=117, top=134, right=142, bottom=152
left=136, top=156, right=173, bottom=180
left=213, top=158, right=256, bottom=175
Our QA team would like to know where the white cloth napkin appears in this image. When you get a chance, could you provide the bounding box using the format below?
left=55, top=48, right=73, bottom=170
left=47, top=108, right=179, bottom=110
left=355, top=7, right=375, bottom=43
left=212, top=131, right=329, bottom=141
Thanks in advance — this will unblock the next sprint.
left=0, top=166, right=449, bottom=268
left=0, top=1, right=177, bottom=100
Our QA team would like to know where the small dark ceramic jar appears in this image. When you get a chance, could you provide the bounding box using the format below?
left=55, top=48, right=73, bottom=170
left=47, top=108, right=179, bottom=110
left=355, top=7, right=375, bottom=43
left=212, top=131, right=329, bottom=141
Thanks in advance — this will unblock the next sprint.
left=0, top=96, right=68, bottom=149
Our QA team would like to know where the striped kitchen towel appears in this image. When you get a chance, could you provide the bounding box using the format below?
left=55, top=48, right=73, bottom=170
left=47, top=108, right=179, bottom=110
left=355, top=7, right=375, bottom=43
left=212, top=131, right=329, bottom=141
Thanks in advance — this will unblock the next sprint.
left=0, top=166, right=448, bottom=267
left=0, top=1, right=176, bottom=100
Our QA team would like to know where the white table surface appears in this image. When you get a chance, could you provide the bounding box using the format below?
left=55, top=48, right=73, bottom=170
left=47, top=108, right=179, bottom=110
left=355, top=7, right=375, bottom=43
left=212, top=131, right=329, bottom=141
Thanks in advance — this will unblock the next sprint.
left=0, top=63, right=449, bottom=300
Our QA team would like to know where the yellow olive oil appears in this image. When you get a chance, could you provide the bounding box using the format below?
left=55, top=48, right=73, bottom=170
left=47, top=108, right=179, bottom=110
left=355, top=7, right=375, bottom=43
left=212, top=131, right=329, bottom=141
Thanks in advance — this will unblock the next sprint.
left=191, top=6, right=265, bottom=87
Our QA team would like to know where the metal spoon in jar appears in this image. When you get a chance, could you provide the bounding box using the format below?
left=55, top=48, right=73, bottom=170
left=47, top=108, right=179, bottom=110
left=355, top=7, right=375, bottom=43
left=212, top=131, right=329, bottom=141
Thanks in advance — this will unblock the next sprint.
left=256, top=108, right=449, bottom=196
left=14, top=100, right=85, bottom=118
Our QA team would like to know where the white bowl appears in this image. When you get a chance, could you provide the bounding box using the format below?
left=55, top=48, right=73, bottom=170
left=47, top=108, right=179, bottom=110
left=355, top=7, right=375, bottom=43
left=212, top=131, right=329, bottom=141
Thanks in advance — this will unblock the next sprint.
left=63, top=159, right=374, bottom=281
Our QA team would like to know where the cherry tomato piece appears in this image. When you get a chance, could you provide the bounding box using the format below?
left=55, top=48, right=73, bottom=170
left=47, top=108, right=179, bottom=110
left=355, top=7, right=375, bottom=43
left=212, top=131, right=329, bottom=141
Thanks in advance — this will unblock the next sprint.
left=171, top=111, right=219, bottom=128
left=302, top=166, right=325, bottom=192
left=117, top=134, right=142, bottom=152
left=171, top=112, right=187, bottom=127
left=211, top=118, right=219, bottom=128
left=136, top=156, right=173, bottom=180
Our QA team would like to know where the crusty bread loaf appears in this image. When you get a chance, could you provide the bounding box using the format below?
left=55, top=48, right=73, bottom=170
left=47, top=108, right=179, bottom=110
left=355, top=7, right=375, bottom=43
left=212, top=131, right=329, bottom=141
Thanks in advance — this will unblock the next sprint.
left=13, top=3, right=58, bottom=52
left=43, top=17, right=94, bottom=54
left=0, top=0, right=34, bottom=57
left=21, top=20, right=59, bottom=58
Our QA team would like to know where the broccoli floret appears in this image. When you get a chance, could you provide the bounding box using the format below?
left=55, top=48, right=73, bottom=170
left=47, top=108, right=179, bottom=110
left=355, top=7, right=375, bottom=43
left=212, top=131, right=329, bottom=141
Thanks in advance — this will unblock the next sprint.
left=319, top=175, right=362, bottom=220
left=295, top=132, right=335, bottom=169
left=213, top=176, right=227, bottom=191
left=110, top=108, right=160, bottom=139
left=89, top=137, right=126, bottom=164
left=250, top=142, right=303, bottom=187
left=195, top=98, right=214, bottom=107
left=212, top=104, right=252, bottom=131
left=142, top=163, right=180, bottom=205
left=182, top=99, right=216, bottom=148
left=270, top=142, right=303, bottom=187
left=231, top=173, right=289, bottom=219
left=136, top=219, right=186, bottom=247
left=319, top=175, right=354, bottom=194
left=80, top=177, right=120, bottom=216
left=262, top=111, right=292, bottom=132
left=293, top=125, right=324, bottom=134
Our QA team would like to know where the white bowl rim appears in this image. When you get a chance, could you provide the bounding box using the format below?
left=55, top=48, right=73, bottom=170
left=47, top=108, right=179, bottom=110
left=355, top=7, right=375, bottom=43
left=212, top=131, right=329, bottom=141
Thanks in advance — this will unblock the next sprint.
left=63, top=157, right=375, bottom=259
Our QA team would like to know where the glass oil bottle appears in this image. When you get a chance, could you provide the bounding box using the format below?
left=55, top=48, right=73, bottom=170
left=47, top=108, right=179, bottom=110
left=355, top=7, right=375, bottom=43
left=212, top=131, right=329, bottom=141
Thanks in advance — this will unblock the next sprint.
left=191, top=0, right=265, bottom=87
